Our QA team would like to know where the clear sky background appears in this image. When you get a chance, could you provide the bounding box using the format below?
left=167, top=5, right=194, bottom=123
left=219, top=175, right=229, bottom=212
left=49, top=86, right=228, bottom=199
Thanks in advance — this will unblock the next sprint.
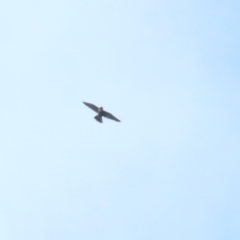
left=0, top=1, right=239, bottom=239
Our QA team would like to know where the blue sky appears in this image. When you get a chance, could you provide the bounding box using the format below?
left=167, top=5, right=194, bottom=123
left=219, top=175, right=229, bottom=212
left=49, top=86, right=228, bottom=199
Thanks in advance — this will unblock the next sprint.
left=0, top=1, right=239, bottom=239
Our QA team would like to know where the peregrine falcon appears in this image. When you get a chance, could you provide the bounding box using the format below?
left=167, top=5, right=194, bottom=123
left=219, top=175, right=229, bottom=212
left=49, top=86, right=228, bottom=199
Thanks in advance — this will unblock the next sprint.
left=83, top=101, right=121, bottom=123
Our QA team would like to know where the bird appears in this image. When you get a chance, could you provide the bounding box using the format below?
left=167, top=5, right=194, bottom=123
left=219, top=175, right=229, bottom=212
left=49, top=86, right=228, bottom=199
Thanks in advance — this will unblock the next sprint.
left=83, top=101, right=121, bottom=123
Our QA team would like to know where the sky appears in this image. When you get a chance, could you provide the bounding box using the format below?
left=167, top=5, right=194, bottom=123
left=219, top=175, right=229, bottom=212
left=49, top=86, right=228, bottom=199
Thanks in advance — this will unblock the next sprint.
left=0, top=1, right=240, bottom=239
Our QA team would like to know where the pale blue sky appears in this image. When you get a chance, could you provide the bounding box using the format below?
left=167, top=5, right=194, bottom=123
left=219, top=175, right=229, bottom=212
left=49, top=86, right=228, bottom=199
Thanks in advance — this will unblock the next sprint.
left=0, top=1, right=239, bottom=239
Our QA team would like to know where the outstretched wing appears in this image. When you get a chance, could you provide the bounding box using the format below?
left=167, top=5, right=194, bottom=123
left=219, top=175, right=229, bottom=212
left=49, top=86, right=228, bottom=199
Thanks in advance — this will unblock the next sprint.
left=83, top=102, right=99, bottom=113
left=102, top=111, right=121, bottom=122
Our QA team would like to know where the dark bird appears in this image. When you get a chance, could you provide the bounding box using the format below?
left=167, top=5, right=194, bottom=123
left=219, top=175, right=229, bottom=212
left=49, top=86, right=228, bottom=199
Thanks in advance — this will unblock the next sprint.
left=83, top=101, right=121, bottom=123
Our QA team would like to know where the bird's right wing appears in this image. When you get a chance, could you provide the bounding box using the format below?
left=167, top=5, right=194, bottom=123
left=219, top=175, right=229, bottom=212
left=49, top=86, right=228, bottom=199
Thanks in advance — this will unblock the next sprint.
left=83, top=102, right=99, bottom=113
left=102, top=111, right=121, bottom=122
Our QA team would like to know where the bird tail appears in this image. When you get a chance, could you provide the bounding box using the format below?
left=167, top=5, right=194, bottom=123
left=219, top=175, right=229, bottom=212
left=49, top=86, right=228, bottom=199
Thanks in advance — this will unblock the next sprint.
left=94, top=115, right=102, bottom=123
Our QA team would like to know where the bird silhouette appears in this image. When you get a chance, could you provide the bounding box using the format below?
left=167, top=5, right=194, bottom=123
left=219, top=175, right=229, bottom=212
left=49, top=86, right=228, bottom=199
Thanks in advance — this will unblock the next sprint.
left=83, top=102, right=121, bottom=123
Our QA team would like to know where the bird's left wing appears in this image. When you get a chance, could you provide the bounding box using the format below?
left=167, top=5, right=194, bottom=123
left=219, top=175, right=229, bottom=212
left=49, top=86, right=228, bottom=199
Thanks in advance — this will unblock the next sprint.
left=102, top=111, right=121, bottom=122
left=83, top=102, right=99, bottom=113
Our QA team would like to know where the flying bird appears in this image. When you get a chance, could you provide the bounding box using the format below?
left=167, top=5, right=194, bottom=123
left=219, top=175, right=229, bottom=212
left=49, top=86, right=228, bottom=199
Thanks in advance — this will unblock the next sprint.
left=83, top=101, right=121, bottom=123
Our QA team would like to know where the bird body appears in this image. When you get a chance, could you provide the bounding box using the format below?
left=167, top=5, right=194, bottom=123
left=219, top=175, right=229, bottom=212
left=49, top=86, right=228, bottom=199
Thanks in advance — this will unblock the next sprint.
left=83, top=102, right=120, bottom=123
